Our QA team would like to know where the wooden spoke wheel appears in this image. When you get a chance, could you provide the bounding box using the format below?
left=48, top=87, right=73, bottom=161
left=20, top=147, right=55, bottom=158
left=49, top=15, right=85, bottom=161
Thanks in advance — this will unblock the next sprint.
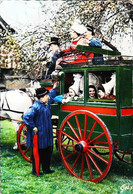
left=115, top=150, right=133, bottom=164
left=17, top=123, right=32, bottom=163
left=58, top=110, right=113, bottom=182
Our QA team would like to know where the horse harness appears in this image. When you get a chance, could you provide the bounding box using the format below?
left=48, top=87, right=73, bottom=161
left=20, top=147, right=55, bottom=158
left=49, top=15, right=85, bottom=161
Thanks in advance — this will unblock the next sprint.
left=1, top=91, right=24, bottom=114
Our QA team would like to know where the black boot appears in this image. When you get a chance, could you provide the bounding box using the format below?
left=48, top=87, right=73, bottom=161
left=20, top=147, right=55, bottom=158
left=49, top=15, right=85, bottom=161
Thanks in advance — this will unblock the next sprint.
left=43, top=169, right=55, bottom=174
left=42, top=146, right=55, bottom=174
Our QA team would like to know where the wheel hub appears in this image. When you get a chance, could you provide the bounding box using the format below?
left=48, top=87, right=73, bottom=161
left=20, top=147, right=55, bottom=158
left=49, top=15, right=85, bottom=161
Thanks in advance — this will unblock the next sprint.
left=75, top=141, right=88, bottom=153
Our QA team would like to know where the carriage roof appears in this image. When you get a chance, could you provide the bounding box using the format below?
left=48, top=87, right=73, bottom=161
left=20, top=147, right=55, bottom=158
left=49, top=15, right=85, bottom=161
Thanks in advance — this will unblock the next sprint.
left=58, top=59, right=133, bottom=69
left=55, top=45, right=132, bottom=71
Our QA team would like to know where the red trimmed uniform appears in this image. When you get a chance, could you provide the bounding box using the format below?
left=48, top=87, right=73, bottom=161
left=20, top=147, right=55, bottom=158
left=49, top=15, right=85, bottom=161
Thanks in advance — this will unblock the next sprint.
left=56, top=37, right=94, bottom=67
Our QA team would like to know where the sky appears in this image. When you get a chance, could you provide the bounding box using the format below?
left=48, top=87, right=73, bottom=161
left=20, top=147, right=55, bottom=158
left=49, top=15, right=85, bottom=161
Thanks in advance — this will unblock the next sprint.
left=0, top=1, right=42, bottom=28
left=0, top=0, right=62, bottom=31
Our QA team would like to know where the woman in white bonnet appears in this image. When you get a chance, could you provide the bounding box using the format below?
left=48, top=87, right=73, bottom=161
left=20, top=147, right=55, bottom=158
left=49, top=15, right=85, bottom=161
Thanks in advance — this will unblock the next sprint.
left=62, top=22, right=87, bottom=53
left=54, top=73, right=82, bottom=103
left=54, top=84, right=79, bottom=103
left=56, top=22, right=93, bottom=66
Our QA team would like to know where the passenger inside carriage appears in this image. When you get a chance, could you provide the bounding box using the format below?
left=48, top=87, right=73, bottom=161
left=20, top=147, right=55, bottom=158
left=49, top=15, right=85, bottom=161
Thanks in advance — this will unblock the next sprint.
left=89, top=85, right=98, bottom=99
left=98, top=85, right=116, bottom=100
left=54, top=73, right=83, bottom=103
left=54, top=84, right=80, bottom=104
left=98, top=72, right=116, bottom=100
left=87, top=71, right=116, bottom=101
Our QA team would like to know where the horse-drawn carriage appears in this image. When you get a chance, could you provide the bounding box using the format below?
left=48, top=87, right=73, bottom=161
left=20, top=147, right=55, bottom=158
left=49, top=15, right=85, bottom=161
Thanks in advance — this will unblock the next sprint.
left=12, top=46, right=133, bottom=182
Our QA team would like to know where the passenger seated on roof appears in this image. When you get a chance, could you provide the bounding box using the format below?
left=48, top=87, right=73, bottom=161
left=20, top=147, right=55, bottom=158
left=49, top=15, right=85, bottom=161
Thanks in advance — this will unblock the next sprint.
left=42, top=37, right=62, bottom=80
left=78, top=25, right=104, bottom=64
left=83, top=25, right=102, bottom=47
left=62, top=23, right=87, bottom=53
left=56, top=23, right=94, bottom=67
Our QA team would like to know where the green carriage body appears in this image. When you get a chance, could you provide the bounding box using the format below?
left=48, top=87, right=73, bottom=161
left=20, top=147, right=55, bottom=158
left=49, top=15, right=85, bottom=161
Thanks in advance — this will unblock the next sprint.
left=49, top=60, right=133, bottom=153
left=39, top=47, right=133, bottom=182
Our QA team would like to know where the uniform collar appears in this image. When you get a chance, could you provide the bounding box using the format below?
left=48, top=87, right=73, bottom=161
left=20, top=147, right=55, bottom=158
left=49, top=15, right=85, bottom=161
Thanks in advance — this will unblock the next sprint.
left=39, top=100, right=48, bottom=106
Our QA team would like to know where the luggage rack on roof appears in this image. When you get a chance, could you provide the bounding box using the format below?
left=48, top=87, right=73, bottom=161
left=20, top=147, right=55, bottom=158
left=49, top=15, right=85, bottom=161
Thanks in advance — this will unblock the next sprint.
left=58, top=57, right=133, bottom=69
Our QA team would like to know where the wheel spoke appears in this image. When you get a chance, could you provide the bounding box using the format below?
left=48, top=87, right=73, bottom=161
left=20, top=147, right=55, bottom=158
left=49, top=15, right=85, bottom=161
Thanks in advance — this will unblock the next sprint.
left=94, top=140, right=108, bottom=144
left=71, top=152, right=81, bottom=171
left=88, top=145, right=109, bottom=149
left=89, top=132, right=105, bottom=144
left=85, top=153, right=93, bottom=180
left=67, top=121, right=81, bottom=141
left=75, top=115, right=83, bottom=139
left=62, top=130, right=79, bottom=143
left=86, top=121, right=97, bottom=142
left=23, top=147, right=30, bottom=154
left=20, top=142, right=27, bottom=145
left=84, top=114, right=88, bottom=139
left=88, top=149, right=109, bottom=164
left=87, top=151, right=103, bottom=175
left=20, top=134, right=26, bottom=138
left=64, top=151, right=77, bottom=159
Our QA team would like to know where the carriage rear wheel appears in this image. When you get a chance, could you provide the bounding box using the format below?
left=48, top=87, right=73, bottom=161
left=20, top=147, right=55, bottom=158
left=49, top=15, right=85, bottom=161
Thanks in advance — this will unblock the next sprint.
left=17, top=123, right=32, bottom=163
left=58, top=110, right=113, bottom=182
left=114, top=150, right=133, bottom=164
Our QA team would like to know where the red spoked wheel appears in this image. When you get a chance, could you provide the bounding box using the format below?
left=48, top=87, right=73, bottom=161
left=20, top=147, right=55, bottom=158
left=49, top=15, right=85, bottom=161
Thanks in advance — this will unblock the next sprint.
left=17, top=123, right=32, bottom=163
left=58, top=110, right=114, bottom=182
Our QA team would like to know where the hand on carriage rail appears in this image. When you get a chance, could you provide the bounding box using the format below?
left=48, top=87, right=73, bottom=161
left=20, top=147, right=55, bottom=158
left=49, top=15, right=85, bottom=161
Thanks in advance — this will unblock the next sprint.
left=52, top=81, right=58, bottom=89
left=33, top=127, right=38, bottom=133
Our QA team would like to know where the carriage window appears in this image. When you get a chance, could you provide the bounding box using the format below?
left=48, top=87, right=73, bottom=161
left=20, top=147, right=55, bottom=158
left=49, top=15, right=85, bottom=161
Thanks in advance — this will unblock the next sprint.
left=88, top=71, right=116, bottom=102
left=64, top=72, right=84, bottom=102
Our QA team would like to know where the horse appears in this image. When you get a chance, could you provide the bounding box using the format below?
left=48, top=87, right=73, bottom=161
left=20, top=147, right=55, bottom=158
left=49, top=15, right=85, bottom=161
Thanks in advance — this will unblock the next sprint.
left=0, top=89, right=33, bottom=149
left=0, top=80, right=42, bottom=149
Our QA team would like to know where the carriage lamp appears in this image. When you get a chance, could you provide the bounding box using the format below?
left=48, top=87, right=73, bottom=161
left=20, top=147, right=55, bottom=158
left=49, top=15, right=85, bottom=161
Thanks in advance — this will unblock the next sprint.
left=51, top=69, right=64, bottom=80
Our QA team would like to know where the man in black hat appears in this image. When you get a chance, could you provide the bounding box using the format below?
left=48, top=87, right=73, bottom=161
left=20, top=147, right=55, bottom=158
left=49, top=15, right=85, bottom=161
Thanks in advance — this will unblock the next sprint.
left=42, top=37, right=62, bottom=79
left=23, top=82, right=57, bottom=176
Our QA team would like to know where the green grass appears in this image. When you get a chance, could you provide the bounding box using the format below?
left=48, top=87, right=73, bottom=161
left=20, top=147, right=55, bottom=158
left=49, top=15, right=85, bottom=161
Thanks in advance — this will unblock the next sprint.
left=1, top=120, right=133, bottom=194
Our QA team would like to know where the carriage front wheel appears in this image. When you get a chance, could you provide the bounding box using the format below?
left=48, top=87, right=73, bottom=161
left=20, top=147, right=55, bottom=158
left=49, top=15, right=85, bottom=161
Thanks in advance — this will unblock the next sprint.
left=58, top=110, right=113, bottom=182
left=17, top=123, right=32, bottom=163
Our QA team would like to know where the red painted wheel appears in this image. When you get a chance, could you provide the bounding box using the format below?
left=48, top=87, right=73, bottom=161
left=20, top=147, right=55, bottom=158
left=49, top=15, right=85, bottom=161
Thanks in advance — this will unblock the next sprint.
left=17, top=123, right=32, bottom=163
left=58, top=110, right=113, bottom=182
